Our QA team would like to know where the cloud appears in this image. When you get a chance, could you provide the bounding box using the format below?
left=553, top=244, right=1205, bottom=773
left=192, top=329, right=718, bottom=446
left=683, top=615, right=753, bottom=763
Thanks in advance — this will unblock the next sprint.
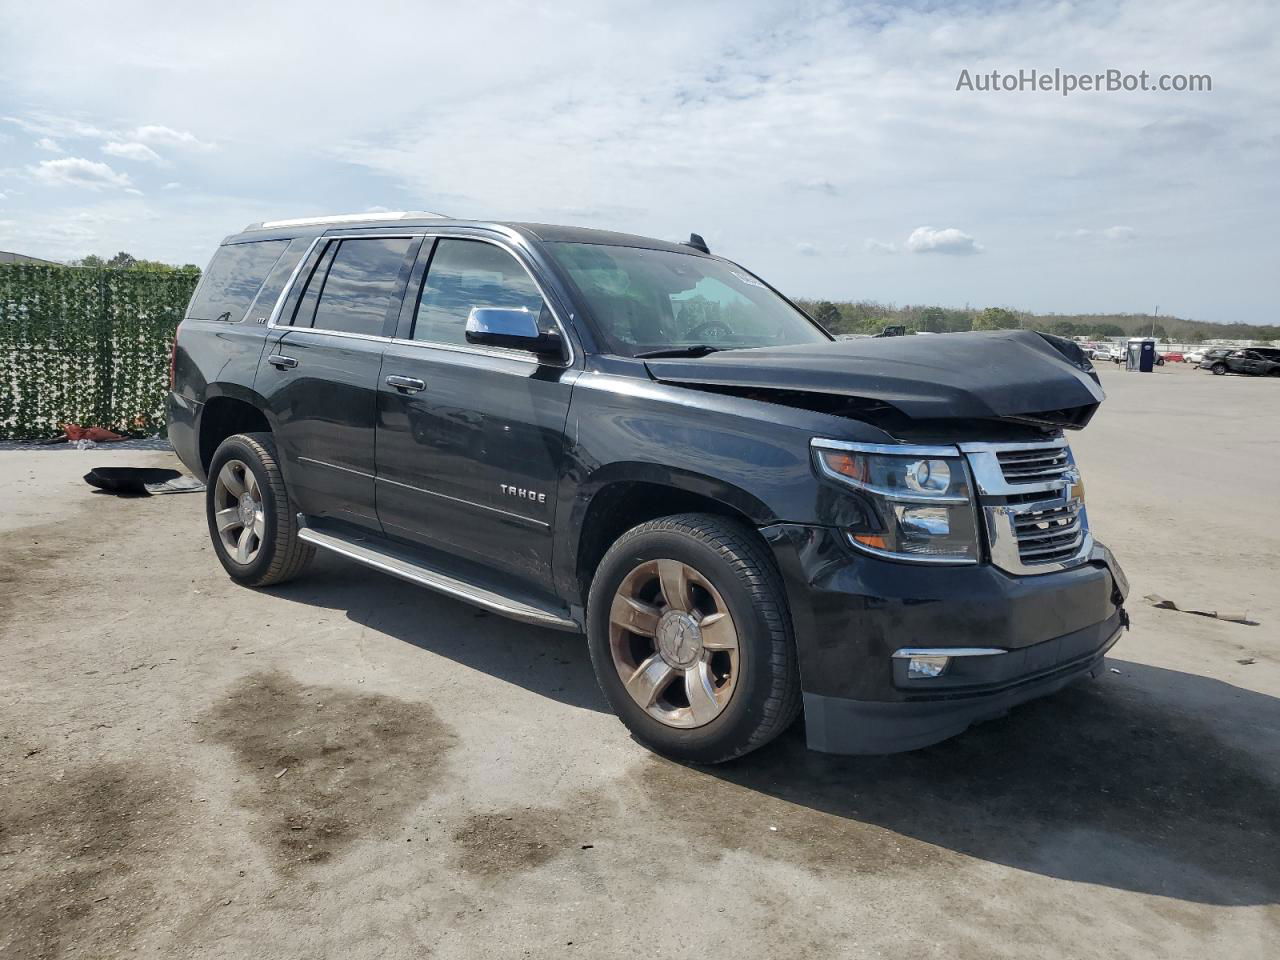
left=103, top=141, right=165, bottom=165
left=1056, top=225, right=1138, bottom=243
left=3, top=113, right=110, bottom=140
left=864, top=239, right=897, bottom=255
left=0, top=2, right=1273, bottom=320
left=30, top=157, right=133, bottom=190
left=131, top=125, right=214, bottom=150
left=795, top=241, right=821, bottom=256
left=35, top=137, right=62, bottom=153
left=905, top=226, right=981, bottom=256
left=792, top=178, right=839, bottom=196
left=162, top=181, right=182, bottom=190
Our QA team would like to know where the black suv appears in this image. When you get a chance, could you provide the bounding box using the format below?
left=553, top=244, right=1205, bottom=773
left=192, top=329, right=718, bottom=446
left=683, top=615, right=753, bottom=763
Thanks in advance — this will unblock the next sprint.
left=169, top=212, right=1129, bottom=762
left=1200, top=348, right=1280, bottom=376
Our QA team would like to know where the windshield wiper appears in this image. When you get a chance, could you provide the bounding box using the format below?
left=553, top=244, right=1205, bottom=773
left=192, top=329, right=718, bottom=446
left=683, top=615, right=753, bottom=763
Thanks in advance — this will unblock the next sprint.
left=634, top=344, right=724, bottom=359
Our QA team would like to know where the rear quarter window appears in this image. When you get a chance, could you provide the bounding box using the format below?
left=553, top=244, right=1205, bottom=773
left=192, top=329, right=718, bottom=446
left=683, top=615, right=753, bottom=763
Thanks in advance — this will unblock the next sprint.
left=187, top=240, right=291, bottom=322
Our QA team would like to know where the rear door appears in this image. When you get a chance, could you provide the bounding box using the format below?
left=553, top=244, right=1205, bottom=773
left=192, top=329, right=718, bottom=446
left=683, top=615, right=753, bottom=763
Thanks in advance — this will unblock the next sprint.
left=258, top=234, right=420, bottom=530
left=374, top=235, right=577, bottom=593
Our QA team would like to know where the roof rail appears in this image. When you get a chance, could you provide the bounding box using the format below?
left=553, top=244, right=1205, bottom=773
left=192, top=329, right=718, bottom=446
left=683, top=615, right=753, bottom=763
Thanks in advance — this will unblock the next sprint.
left=243, top=211, right=452, bottom=231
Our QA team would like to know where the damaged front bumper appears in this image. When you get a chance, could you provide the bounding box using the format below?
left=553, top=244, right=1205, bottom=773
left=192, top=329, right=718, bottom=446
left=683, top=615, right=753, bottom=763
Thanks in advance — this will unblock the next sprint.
left=761, top=523, right=1129, bottom=755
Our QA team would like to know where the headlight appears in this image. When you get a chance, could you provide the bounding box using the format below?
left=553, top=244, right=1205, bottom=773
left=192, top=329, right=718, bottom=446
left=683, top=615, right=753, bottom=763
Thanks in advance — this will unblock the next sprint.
left=812, top=440, right=980, bottom=563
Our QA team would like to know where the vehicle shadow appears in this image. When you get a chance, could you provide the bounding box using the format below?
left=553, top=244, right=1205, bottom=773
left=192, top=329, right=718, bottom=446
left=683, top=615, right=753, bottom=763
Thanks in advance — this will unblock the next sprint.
left=268, top=557, right=1278, bottom=905
left=702, top=659, right=1280, bottom=906
left=267, top=552, right=609, bottom=713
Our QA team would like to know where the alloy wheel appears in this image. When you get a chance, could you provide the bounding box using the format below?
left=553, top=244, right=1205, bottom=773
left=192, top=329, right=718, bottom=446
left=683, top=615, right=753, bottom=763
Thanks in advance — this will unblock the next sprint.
left=608, top=558, right=740, bottom=728
left=212, top=459, right=265, bottom=565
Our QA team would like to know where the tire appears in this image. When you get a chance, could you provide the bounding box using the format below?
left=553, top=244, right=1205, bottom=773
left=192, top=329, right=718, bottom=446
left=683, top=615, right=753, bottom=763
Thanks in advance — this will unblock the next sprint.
left=1211, top=363, right=1227, bottom=376
left=586, top=513, right=801, bottom=764
left=206, top=432, right=313, bottom=587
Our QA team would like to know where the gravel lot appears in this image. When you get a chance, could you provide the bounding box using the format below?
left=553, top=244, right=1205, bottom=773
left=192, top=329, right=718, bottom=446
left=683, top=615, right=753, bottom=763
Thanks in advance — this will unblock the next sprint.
left=2, top=362, right=1277, bottom=959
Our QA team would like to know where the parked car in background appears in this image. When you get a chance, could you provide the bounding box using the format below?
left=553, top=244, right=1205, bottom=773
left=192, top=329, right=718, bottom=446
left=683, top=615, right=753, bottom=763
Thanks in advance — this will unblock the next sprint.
left=1162, top=351, right=1185, bottom=363
left=1184, top=349, right=1206, bottom=365
left=1201, top=348, right=1280, bottom=376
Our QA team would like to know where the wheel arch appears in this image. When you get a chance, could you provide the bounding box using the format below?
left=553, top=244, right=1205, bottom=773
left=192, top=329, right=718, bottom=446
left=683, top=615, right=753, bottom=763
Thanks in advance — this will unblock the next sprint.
left=565, top=462, right=779, bottom=604
left=197, top=384, right=275, bottom=474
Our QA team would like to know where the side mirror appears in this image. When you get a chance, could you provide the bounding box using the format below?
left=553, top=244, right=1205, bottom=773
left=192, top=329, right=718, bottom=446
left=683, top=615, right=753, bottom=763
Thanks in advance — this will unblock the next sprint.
left=465, top=307, right=563, bottom=358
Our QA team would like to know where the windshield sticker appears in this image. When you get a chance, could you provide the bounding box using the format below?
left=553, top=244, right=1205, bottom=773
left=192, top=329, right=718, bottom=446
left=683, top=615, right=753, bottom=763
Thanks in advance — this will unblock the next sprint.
left=730, top=270, right=766, bottom=288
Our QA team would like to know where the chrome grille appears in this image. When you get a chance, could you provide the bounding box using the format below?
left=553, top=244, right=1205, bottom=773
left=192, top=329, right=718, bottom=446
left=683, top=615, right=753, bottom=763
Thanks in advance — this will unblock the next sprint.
left=996, top=447, right=1071, bottom=485
left=1012, top=500, right=1084, bottom=564
left=959, top=437, right=1091, bottom=575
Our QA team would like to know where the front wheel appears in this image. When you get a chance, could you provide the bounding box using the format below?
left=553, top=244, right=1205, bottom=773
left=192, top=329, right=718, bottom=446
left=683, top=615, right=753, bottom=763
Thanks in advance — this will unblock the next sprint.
left=586, top=513, right=801, bottom=764
left=206, top=432, right=313, bottom=587
left=1211, top=362, right=1227, bottom=376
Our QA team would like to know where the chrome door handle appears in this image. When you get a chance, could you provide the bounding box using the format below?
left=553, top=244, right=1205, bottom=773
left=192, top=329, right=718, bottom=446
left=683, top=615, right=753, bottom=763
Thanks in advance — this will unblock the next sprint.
left=267, top=354, right=298, bottom=369
left=385, top=375, right=426, bottom=393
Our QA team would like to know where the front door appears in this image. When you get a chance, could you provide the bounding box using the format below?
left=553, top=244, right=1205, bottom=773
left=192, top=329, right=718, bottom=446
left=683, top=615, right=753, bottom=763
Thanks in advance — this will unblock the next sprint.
left=374, top=236, right=576, bottom=593
left=257, top=234, right=419, bottom=530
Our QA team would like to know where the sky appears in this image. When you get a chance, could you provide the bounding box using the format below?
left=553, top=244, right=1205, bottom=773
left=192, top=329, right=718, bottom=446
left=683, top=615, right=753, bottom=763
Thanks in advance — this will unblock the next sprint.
left=1, top=0, right=1276, bottom=323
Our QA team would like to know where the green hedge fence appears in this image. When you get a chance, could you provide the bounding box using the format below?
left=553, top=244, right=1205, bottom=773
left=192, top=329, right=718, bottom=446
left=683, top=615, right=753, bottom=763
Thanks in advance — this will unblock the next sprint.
left=0, top=264, right=199, bottom=440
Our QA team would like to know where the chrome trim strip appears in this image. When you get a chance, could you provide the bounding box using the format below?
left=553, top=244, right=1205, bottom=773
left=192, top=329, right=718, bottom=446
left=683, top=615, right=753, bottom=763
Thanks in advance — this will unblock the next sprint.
left=298, top=456, right=375, bottom=479
left=297, top=520, right=577, bottom=631
left=841, top=532, right=979, bottom=566
left=387, top=336, right=544, bottom=366
left=892, top=647, right=1007, bottom=658
left=962, top=439, right=1076, bottom=498
left=957, top=437, right=1067, bottom=454
left=812, top=438, right=961, bottom=458
left=266, top=232, right=576, bottom=368
left=400, top=230, right=576, bottom=369
left=374, top=475, right=549, bottom=529
left=255, top=211, right=449, bottom=230
left=265, top=236, right=323, bottom=327
left=295, top=458, right=549, bottom=527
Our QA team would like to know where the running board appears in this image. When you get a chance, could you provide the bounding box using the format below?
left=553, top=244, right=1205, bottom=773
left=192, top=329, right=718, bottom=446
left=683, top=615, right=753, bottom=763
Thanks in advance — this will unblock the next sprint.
left=297, top=519, right=579, bottom=632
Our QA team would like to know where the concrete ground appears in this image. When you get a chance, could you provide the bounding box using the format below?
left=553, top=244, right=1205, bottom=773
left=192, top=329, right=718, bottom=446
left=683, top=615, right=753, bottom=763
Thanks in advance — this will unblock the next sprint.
left=1, top=362, right=1277, bottom=959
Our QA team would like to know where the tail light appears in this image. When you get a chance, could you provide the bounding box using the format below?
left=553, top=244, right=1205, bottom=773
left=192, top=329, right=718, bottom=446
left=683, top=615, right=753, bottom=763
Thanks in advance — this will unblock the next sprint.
left=169, top=329, right=180, bottom=389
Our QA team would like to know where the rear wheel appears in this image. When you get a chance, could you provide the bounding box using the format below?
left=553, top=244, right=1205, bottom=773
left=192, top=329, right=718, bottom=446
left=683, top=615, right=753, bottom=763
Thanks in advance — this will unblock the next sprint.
left=206, top=432, right=313, bottom=587
left=1211, top=362, right=1227, bottom=376
left=586, top=513, right=801, bottom=764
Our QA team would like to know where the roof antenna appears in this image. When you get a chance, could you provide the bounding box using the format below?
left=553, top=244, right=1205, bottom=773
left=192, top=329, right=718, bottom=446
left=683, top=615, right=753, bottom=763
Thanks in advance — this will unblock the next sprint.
left=685, top=232, right=710, bottom=254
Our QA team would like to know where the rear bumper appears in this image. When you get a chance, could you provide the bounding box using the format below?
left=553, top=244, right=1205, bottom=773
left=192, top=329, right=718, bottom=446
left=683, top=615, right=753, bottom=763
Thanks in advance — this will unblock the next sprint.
left=166, top=391, right=204, bottom=481
left=761, top=523, right=1129, bottom=754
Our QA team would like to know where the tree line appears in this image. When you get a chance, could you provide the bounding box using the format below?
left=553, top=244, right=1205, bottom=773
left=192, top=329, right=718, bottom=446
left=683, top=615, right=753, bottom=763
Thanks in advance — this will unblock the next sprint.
left=794, top=299, right=1280, bottom=343
left=70, top=251, right=202, bottom=276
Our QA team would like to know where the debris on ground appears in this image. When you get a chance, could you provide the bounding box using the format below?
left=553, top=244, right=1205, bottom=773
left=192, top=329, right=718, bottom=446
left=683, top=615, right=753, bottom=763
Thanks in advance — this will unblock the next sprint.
left=1143, top=594, right=1255, bottom=625
left=63, top=424, right=126, bottom=444
left=83, top=467, right=205, bottom=496
left=1237, top=658, right=1256, bottom=665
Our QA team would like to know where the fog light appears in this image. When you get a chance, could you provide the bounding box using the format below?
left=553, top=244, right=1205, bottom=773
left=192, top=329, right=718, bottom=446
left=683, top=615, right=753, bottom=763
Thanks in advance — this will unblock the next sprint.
left=907, top=655, right=950, bottom=679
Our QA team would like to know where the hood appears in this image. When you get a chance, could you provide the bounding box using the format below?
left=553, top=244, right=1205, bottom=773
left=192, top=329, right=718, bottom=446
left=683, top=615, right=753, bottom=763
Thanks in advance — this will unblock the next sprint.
left=644, top=330, right=1104, bottom=427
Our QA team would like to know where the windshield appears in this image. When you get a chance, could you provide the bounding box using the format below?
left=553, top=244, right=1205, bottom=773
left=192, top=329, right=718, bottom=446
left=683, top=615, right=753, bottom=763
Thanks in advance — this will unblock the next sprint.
left=547, top=242, right=830, bottom=357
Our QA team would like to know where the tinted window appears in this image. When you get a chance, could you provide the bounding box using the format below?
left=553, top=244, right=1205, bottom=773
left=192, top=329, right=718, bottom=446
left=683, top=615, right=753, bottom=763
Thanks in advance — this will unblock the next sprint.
left=289, top=242, right=337, bottom=328
left=548, top=242, right=829, bottom=356
left=303, top=238, right=413, bottom=336
left=242, top=237, right=309, bottom=324
left=187, top=240, right=289, bottom=322
left=413, top=239, right=544, bottom=346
